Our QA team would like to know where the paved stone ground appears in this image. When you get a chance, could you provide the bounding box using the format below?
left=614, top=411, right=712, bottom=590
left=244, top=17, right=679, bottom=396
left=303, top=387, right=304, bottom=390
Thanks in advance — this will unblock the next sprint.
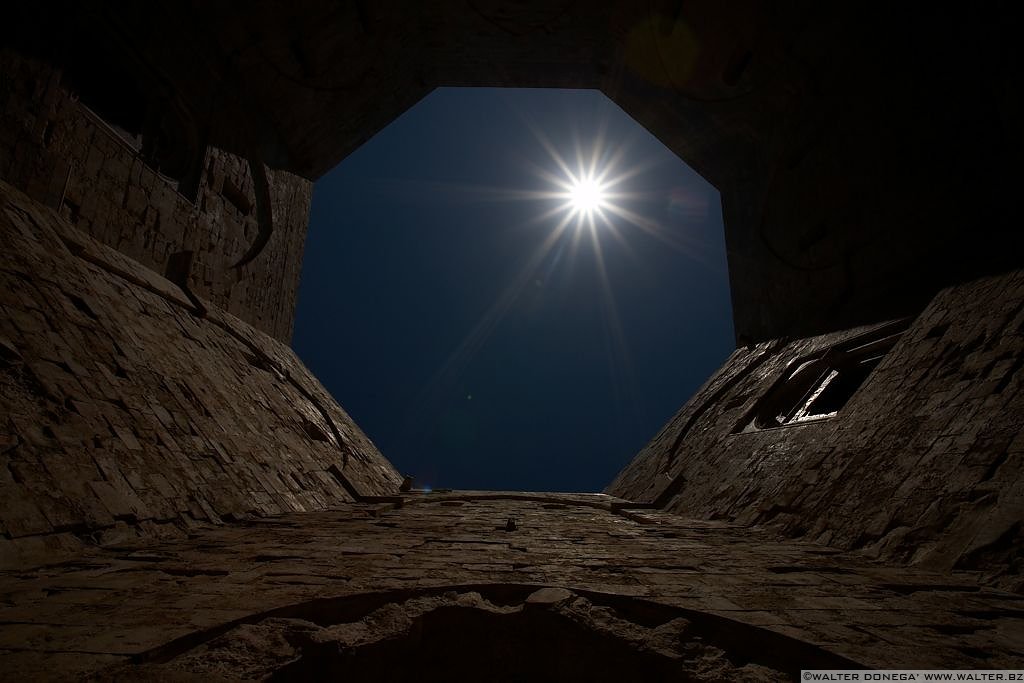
left=1, top=492, right=1021, bottom=679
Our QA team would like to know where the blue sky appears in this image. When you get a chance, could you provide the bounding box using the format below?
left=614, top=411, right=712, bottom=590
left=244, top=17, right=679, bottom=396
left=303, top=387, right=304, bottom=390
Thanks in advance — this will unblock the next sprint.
left=293, top=87, right=733, bottom=492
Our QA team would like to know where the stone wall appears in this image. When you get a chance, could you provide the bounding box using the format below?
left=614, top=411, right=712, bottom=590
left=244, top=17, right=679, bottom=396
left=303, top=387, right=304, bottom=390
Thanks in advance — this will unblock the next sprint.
left=609, top=271, right=1024, bottom=582
left=0, top=180, right=402, bottom=562
left=2, top=493, right=1023, bottom=679
left=0, top=49, right=309, bottom=342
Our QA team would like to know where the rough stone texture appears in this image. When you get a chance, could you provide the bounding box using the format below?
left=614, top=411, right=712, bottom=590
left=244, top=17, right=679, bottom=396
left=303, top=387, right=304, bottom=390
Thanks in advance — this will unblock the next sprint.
left=609, top=271, right=1024, bottom=586
left=0, top=48, right=310, bottom=341
left=0, top=179, right=401, bottom=560
left=101, top=591, right=799, bottom=682
left=0, top=494, right=1020, bottom=680
left=2, top=3, right=1024, bottom=679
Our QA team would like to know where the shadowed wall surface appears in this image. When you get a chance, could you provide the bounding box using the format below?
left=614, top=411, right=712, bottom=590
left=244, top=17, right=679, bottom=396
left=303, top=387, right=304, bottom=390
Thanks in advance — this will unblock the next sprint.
left=1, top=494, right=1022, bottom=680
left=4, top=1, right=1021, bottom=342
left=609, top=270, right=1024, bottom=586
left=0, top=50, right=312, bottom=342
left=0, top=1, right=1022, bottom=678
left=0, top=180, right=400, bottom=562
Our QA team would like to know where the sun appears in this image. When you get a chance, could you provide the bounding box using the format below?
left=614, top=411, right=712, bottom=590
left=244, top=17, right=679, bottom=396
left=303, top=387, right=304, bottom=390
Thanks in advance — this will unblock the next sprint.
left=569, top=176, right=606, bottom=216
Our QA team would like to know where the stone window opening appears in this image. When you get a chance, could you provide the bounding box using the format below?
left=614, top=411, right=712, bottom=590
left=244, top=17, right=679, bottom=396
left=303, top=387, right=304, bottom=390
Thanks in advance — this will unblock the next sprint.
left=75, top=99, right=205, bottom=204
left=61, top=60, right=205, bottom=203
left=738, top=320, right=909, bottom=431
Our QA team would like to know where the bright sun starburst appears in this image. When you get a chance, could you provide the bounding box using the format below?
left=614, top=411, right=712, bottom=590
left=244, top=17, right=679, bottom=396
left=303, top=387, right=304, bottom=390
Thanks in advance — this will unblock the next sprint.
left=568, top=176, right=606, bottom=216
left=402, top=107, right=711, bottom=445
left=534, top=132, right=644, bottom=235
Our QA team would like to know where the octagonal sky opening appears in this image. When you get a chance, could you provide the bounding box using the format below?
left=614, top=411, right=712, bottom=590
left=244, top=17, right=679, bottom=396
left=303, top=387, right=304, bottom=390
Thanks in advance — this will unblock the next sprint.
left=293, top=88, right=733, bottom=493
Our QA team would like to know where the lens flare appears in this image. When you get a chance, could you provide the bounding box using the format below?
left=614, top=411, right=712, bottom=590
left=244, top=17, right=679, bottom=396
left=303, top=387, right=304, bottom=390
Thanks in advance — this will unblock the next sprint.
left=398, top=104, right=709, bottom=448
left=567, top=176, right=606, bottom=217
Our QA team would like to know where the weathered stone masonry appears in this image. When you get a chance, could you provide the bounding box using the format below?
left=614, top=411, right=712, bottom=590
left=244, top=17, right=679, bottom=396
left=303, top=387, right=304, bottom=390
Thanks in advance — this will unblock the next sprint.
left=1, top=1, right=1023, bottom=678
left=2, top=495, right=1023, bottom=680
left=0, top=179, right=401, bottom=568
left=609, top=270, right=1024, bottom=588
left=0, top=49, right=310, bottom=342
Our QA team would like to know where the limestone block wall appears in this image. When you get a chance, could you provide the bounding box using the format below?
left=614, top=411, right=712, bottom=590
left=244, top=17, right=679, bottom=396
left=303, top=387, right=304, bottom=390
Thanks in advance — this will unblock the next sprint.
left=609, top=271, right=1024, bottom=583
left=0, top=49, right=309, bottom=342
left=0, top=180, right=402, bottom=564
left=5, top=493, right=1024, bottom=679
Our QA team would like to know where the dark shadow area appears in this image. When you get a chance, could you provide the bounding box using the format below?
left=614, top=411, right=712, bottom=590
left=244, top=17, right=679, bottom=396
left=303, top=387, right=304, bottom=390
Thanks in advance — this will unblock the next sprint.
left=130, top=584, right=862, bottom=682
left=273, top=604, right=684, bottom=683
